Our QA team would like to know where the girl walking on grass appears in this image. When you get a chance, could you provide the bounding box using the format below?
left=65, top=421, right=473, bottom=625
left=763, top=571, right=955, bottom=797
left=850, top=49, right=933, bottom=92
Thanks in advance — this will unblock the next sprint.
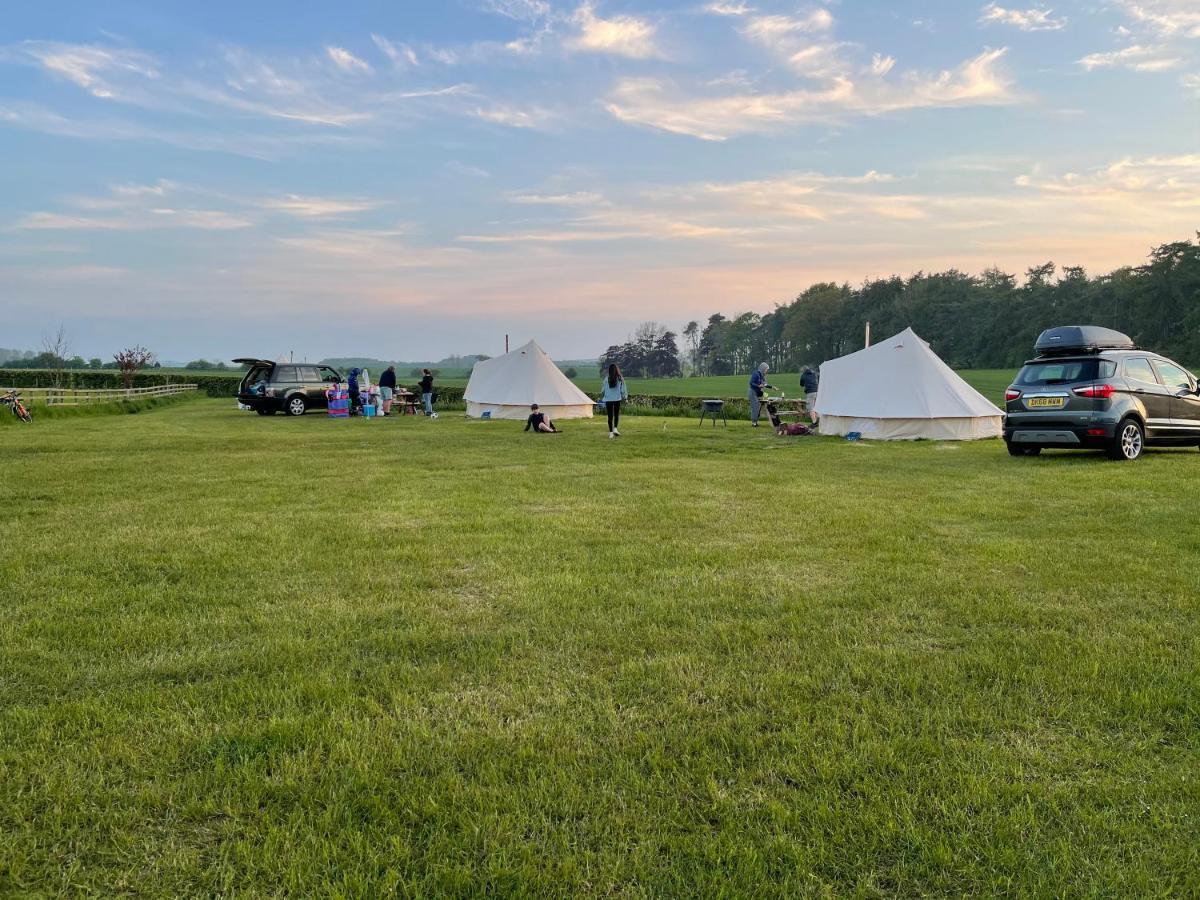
left=600, top=363, right=628, bottom=439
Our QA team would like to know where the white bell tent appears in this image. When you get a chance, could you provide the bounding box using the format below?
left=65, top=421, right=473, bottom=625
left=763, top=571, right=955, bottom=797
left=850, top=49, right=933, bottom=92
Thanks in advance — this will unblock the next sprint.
left=464, top=340, right=595, bottom=420
left=814, top=327, right=1003, bottom=441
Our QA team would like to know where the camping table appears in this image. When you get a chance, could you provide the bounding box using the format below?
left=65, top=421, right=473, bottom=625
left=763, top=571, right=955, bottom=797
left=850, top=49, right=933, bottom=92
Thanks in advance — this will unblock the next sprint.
left=764, top=397, right=808, bottom=424
left=394, top=391, right=419, bottom=415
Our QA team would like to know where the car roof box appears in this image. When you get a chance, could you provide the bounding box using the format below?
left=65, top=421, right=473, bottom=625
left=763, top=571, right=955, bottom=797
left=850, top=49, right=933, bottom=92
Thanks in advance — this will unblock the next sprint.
left=1034, top=325, right=1134, bottom=356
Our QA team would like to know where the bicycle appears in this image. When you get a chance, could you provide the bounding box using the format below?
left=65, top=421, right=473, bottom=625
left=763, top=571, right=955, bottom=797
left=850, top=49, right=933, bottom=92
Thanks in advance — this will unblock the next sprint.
left=1, top=390, right=33, bottom=423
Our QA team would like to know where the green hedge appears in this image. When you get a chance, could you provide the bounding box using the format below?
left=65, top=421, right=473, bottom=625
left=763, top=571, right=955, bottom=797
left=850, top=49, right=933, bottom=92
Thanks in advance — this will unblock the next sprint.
left=0, top=368, right=240, bottom=398
left=602, top=393, right=760, bottom=421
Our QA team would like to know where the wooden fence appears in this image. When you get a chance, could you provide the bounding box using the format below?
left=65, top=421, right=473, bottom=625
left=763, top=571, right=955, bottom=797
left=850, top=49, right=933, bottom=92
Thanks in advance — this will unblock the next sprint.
left=3, top=383, right=199, bottom=406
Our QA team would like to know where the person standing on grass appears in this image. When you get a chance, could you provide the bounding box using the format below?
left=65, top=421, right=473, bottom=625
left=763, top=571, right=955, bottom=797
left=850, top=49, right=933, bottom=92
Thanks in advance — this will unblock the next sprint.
left=348, top=367, right=363, bottom=416
left=748, top=362, right=774, bottom=427
left=379, top=365, right=397, bottom=416
left=801, top=365, right=820, bottom=425
left=600, top=363, right=628, bottom=438
left=419, top=368, right=435, bottom=417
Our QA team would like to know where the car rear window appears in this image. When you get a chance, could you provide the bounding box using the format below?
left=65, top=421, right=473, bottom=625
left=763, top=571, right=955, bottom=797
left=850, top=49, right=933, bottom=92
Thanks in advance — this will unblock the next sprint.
left=1016, top=359, right=1115, bottom=386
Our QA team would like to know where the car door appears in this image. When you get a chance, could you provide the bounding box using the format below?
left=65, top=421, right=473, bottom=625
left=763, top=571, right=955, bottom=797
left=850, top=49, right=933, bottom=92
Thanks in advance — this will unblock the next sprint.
left=297, top=366, right=326, bottom=407
left=1122, top=357, right=1172, bottom=436
left=1151, top=358, right=1200, bottom=438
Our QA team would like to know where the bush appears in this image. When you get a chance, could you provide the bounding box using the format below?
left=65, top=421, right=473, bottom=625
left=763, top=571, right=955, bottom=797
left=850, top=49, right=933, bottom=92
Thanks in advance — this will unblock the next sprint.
left=0, top=368, right=242, bottom=398
left=583, top=391, right=759, bottom=420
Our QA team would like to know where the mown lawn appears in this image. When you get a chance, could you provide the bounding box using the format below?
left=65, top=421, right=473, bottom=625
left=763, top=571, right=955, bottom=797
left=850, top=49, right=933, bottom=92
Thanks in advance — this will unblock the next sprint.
left=1, top=400, right=1198, bottom=896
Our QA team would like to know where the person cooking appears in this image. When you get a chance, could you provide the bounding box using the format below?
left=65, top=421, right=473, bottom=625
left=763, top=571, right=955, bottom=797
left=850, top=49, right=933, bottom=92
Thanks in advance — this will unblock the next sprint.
left=748, top=362, right=774, bottom=427
left=379, top=365, right=397, bottom=416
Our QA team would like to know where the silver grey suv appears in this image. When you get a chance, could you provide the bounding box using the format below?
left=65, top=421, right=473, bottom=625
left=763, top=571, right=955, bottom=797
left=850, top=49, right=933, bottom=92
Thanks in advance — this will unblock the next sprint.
left=1004, top=326, right=1200, bottom=461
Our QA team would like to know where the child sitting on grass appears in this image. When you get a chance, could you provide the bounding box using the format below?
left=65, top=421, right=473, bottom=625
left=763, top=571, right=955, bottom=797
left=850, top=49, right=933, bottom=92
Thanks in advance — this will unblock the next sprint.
left=524, top=404, right=560, bottom=434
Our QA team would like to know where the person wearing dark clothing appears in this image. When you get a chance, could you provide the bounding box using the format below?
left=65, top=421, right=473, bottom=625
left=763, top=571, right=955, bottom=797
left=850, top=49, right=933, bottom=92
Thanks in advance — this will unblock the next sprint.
left=801, top=366, right=820, bottom=423
left=379, top=365, right=397, bottom=415
left=419, top=368, right=435, bottom=416
left=524, top=404, right=559, bottom=433
left=347, top=367, right=363, bottom=415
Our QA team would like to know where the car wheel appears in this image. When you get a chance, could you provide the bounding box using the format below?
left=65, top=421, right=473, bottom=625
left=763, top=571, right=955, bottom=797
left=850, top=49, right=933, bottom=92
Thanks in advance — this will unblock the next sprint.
left=285, top=395, right=307, bottom=417
left=1006, top=441, right=1040, bottom=457
left=1107, top=418, right=1144, bottom=461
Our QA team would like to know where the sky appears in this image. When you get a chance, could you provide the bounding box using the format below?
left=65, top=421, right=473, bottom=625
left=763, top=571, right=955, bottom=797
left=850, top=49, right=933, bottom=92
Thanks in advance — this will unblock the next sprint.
left=1, top=0, right=1198, bottom=362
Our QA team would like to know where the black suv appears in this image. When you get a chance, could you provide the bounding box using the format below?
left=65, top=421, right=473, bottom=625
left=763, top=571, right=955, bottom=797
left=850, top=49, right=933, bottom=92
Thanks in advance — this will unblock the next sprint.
left=1004, top=326, right=1200, bottom=460
left=235, top=358, right=343, bottom=416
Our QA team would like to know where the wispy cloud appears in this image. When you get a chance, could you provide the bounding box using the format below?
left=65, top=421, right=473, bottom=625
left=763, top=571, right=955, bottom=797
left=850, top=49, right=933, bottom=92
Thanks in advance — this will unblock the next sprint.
left=1114, top=0, right=1200, bottom=38
left=17, top=209, right=253, bottom=232
left=605, top=48, right=1018, bottom=140
left=1078, top=44, right=1182, bottom=72
left=0, top=40, right=158, bottom=99
left=979, top=4, right=1067, bottom=32
left=0, top=36, right=536, bottom=158
left=11, top=182, right=382, bottom=233
left=704, top=2, right=754, bottom=15
left=569, top=2, right=661, bottom=59
left=258, top=195, right=381, bottom=218
left=0, top=101, right=359, bottom=159
left=471, top=103, right=557, bottom=128
left=326, top=46, right=372, bottom=73
left=1016, top=154, right=1200, bottom=200
left=371, top=34, right=419, bottom=67
left=481, top=0, right=552, bottom=21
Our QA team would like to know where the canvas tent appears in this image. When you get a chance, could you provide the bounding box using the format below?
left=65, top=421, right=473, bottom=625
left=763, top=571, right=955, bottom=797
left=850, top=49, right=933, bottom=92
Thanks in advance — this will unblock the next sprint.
left=464, top=340, right=594, bottom=420
left=814, top=327, right=1003, bottom=441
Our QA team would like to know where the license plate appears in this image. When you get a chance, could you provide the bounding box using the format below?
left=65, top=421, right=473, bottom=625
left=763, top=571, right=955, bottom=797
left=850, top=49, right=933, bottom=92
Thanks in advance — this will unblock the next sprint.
left=1026, top=397, right=1066, bottom=409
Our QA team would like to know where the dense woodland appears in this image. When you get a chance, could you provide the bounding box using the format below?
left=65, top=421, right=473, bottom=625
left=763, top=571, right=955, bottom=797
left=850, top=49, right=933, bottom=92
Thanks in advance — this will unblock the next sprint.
left=678, top=236, right=1200, bottom=374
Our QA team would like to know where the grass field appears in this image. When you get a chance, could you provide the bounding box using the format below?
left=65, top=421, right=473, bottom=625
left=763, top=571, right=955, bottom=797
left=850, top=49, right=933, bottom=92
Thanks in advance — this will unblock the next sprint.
left=2, top=400, right=1198, bottom=895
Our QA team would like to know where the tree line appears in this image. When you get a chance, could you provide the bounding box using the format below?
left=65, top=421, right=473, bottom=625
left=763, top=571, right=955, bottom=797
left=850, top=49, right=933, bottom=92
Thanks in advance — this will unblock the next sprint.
left=599, top=323, right=683, bottom=378
left=670, top=236, right=1200, bottom=375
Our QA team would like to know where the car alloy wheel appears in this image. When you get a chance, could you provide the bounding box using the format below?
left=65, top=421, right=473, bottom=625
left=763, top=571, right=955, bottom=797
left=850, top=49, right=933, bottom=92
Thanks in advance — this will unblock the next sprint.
left=287, top=397, right=307, bottom=417
left=1109, top=419, right=1143, bottom=461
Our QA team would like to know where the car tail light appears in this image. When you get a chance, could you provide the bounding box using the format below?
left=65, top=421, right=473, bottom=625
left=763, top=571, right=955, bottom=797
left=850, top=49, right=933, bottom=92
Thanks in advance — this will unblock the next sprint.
left=1086, top=428, right=1106, bottom=437
left=1004, top=389, right=1021, bottom=402
left=1073, top=383, right=1115, bottom=399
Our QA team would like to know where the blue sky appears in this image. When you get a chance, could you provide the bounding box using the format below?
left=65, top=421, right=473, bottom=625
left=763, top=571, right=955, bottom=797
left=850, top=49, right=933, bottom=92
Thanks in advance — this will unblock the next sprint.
left=1, top=0, right=1197, bottom=362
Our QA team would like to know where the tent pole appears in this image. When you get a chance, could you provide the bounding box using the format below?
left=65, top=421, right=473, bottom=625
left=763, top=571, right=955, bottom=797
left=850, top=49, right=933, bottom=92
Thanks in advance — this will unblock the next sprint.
left=865, top=322, right=871, bottom=348
left=505, top=334, right=509, bottom=354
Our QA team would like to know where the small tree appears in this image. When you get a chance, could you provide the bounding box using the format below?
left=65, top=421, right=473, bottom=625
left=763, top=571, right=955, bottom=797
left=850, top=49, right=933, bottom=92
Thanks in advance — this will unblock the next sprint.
left=564, top=366, right=578, bottom=379
left=41, top=324, right=71, bottom=389
left=113, top=346, right=155, bottom=389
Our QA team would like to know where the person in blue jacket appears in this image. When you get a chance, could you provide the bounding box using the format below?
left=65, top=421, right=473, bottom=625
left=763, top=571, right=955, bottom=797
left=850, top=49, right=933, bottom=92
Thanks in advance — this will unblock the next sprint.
left=600, top=363, right=628, bottom=438
left=347, top=367, right=362, bottom=416
left=748, top=362, right=774, bottom=427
